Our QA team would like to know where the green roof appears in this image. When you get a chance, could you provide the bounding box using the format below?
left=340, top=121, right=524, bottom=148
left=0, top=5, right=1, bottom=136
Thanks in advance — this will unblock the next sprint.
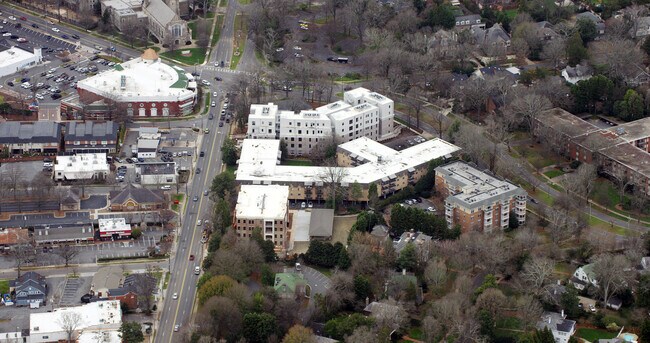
left=114, top=64, right=124, bottom=71
left=170, top=65, right=189, bottom=89
left=274, top=273, right=306, bottom=294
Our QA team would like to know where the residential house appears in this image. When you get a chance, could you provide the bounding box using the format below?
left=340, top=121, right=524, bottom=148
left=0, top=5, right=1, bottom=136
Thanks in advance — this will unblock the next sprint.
left=576, top=11, right=605, bottom=35
left=472, top=24, right=511, bottom=57
left=394, top=230, right=433, bottom=263
left=536, top=311, right=577, bottom=343
left=60, top=188, right=81, bottom=211
left=274, top=271, right=307, bottom=298
left=107, top=273, right=157, bottom=310
left=11, top=271, right=48, bottom=307
left=570, top=264, right=598, bottom=290
left=63, top=121, right=119, bottom=154
left=428, top=30, right=460, bottom=59
left=370, top=224, right=390, bottom=241
left=290, top=208, right=333, bottom=250
left=0, top=121, right=61, bottom=155
left=544, top=281, right=567, bottom=305
left=634, top=16, right=650, bottom=37
left=641, top=256, right=650, bottom=270
left=109, top=183, right=166, bottom=211
left=363, top=301, right=402, bottom=315
left=455, top=14, right=485, bottom=29
left=536, top=21, right=560, bottom=41
left=606, top=297, right=622, bottom=310
left=561, top=64, right=593, bottom=84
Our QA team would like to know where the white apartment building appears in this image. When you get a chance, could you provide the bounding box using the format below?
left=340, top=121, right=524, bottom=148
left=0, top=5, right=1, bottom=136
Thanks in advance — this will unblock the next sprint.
left=247, top=88, right=395, bottom=156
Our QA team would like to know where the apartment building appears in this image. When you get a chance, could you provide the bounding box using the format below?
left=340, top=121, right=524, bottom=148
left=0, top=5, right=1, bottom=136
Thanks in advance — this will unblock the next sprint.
left=247, top=88, right=395, bottom=156
left=235, top=137, right=460, bottom=202
left=234, top=185, right=291, bottom=251
left=435, top=161, right=527, bottom=233
left=0, top=121, right=61, bottom=155
left=63, top=121, right=119, bottom=154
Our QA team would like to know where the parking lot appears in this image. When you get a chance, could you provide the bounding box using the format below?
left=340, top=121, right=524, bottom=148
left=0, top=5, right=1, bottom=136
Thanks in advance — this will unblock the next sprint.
left=0, top=17, right=77, bottom=56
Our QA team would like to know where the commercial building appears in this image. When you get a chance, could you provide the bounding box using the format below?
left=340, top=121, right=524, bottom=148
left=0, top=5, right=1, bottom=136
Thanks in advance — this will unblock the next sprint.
left=235, top=137, right=460, bottom=202
left=235, top=185, right=290, bottom=250
left=29, top=300, right=122, bottom=343
left=33, top=226, right=95, bottom=245
left=63, top=121, right=119, bottom=154
left=0, top=121, right=61, bottom=155
left=97, top=218, right=132, bottom=240
left=435, top=161, right=527, bottom=233
left=63, top=49, right=197, bottom=119
left=54, top=153, right=110, bottom=181
left=109, top=183, right=167, bottom=211
left=247, top=88, right=396, bottom=156
left=532, top=108, right=650, bottom=195
left=136, top=138, right=159, bottom=158
left=136, top=161, right=177, bottom=184
left=0, top=46, right=43, bottom=78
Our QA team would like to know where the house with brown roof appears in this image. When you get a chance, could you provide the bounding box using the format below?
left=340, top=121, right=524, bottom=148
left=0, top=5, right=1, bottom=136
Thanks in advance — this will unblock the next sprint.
left=109, top=184, right=167, bottom=211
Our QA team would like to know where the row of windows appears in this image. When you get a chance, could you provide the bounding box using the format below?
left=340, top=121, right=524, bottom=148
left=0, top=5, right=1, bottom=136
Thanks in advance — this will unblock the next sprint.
left=236, top=219, right=285, bottom=225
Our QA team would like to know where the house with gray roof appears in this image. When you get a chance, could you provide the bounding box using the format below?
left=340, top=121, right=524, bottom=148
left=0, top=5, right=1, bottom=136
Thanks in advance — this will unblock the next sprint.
left=562, top=64, right=593, bottom=84
left=0, top=121, right=61, bottom=155
left=308, top=209, right=334, bottom=240
left=109, top=183, right=166, bottom=211
left=455, top=14, right=484, bottom=29
left=537, top=311, right=576, bottom=343
left=394, top=230, right=432, bottom=263
left=471, top=24, right=511, bottom=57
left=64, top=121, right=119, bottom=154
left=576, top=11, right=605, bottom=35
left=11, top=271, right=48, bottom=307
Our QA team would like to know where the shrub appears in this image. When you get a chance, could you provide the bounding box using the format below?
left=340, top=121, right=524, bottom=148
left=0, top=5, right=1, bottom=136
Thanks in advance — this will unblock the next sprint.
left=570, top=160, right=582, bottom=169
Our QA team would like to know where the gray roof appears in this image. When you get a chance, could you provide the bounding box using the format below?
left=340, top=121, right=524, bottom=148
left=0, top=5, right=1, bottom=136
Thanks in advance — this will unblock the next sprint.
left=456, top=14, right=482, bottom=25
left=0, top=121, right=61, bottom=144
left=308, top=209, right=334, bottom=237
left=564, top=64, right=593, bottom=78
left=145, top=0, right=177, bottom=26
left=34, top=226, right=94, bottom=242
left=472, top=24, right=510, bottom=45
left=537, top=312, right=576, bottom=334
left=394, top=231, right=432, bottom=253
left=110, top=183, right=165, bottom=204
left=363, top=301, right=401, bottom=314
left=109, top=273, right=156, bottom=297
left=13, top=272, right=48, bottom=300
left=137, top=162, right=176, bottom=175
left=576, top=11, right=603, bottom=23
left=64, top=121, right=118, bottom=142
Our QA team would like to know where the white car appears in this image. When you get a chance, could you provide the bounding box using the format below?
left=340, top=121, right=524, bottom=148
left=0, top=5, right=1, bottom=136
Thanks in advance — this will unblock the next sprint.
left=201, top=80, right=211, bottom=86
left=51, top=27, right=60, bottom=32
left=275, top=47, right=284, bottom=52
left=160, top=185, right=171, bottom=190
left=8, top=16, right=16, bottom=21
left=2, top=33, right=11, bottom=37
left=16, top=38, right=27, bottom=43
left=174, top=324, right=180, bottom=332
left=293, top=46, right=302, bottom=51
left=197, top=219, right=202, bottom=226
left=36, top=94, right=44, bottom=100
left=213, top=91, right=217, bottom=97
left=172, top=292, right=178, bottom=300
left=427, top=207, right=436, bottom=212
left=223, top=103, right=228, bottom=109
left=211, top=101, right=216, bottom=107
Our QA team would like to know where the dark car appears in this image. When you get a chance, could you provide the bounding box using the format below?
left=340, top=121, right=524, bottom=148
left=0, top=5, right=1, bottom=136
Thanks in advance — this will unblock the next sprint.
left=46, top=35, right=52, bottom=40
left=71, top=34, right=79, bottom=39
left=137, top=157, right=145, bottom=163
left=200, top=151, right=205, bottom=157
left=14, top=23, right=21, bottom=29
left=219, top=122, right=224, bottom=127
left=19, top=16, right=27, bottom=21
left=21, top=77, right=30, bottom=83
left=61, top=34, right=69, bottom=39
left=80, top=294, right=92, bottom=303
left=40, top=71, right=47, bottom=77
left=196, top=168, right=201, bottom=174
left=208, top=113, right=214, bottom=120
left=31, top=23, right=39, bottom=28
left=189, top=254, right=195, bottom=261
left=215, top=76, right=222, bottom=81
left=10, top=34, right=18, bottom=39
left=220, top=61, right=224, bottom=67
left=7, top=81, right=14, bottom=87
left=327, top=56, right=335, bottom=61
left=51, top=93, right=62, bottom=99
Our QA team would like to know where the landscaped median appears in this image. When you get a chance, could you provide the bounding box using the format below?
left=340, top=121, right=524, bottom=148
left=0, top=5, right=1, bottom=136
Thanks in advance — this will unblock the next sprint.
left=230, top=13, right=247, bottom=70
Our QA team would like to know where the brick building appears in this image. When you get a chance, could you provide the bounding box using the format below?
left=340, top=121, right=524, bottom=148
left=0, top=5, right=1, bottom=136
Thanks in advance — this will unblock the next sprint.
left=435, top=161, right=527, bottom=233
left=234, top=185, right=290, bottom=252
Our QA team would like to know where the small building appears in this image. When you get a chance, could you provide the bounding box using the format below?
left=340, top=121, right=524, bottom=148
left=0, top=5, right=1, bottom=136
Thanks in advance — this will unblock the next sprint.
left=109, top=183, right=166, bottom=211
left=634, top=16, right=650, bottom=37
left=274, top=272, right=307, bottom=298
left=63, top=121, right=119, bottom=154
left=0, top=121, right=61, bottom=155
left=29, top=300, right=122, bottom=343
left=561, top=64, right=593, bottom=84
left=0, top=46, right=43, bottom=78
left=33, top=226, right=95, bottom=245
left=59, top=188, right=81, bottom=211
left=641, top=256, right=650, bottom=270
left=435, top=161, right=527, bottom=233
left=11, top=271, right=48, bottom=307
left=136, top=138, right=159, bottom=158
left=91, top=266, right=124, bottom=298
left=0, top=228, right=30, bottom=251
left=576, top=11, right=605, bottom=35
left=394, top=230, right=433, bottom=263
left=235, top=185, right=290, bottom=251
left=536, top=311, right=576, bottom=343
left=570, top=264, right=598, bottom=290
left=107, top=273, right=157, bottom=310
left=54, top=153, right=110, bottom=181
left=136, top=162, right=177, bottom=184
left=97, top=218, right=132, bottom=240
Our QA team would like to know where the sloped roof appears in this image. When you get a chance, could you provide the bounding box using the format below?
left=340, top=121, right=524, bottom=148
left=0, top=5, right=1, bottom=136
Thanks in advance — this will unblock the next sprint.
left=65, top=121, right=118, bottom=142
left=141, top=48, right=159, bottom=61
left=145, top=0, right=177, bottom=26
left=110, top=183, right=165, bottom=204
left=308, top=209, right=334, bottom=237
left=0, top=121, right=61, bottom=144
left=14, top=271, right=48, bottom=297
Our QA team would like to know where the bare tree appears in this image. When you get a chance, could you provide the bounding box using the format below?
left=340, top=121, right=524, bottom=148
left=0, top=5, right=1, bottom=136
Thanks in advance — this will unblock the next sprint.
left=405, top=89, right=425, bottom=128
left=56, top=244, right=79, bottom=267
left=591, top=253, right=634, bottom=306
left=516, top=295, right=543, bottom=330
left=520, top=256, right=555, bottom=295
left=590, top=39, right=646, bottom=84
left=346, top=0, right=372, bottom=45
left=134, top=267, right=158, bottom=313
left=195, top=19, right=211, bottom=49
left=506, top=92, right=552, bottom=131
left=453, top=78, right=487, bottom=117
left=370, top=300, right=408, bottom=331
left=541, top=38, right=566, bottom=69
left=476, top=288, right=506, bottom=319
left=5, top=164, right=24, bottom=201
left=58, top=311, right=84, bottom=343
left=424, top=258, right=447, bottom=290
left=12, top=243, right=36, bottom=278
left=345, top=326, right=376, bottom=342
left=318, top=159, right=349, bottom=212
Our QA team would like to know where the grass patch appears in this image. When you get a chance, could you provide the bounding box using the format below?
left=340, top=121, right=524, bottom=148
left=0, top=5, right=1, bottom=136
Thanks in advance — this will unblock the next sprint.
left=314, top=17, right=330, bottom=24
left=163, top=272, right=171, bottom=290
left=503, top=9, right=518, bottom=20
left=188, top=21, right=198, bottom=40
left=226, top=164, right=237, bottom=175
left=544, top=169, right=565, bottom=179
left=513, top=144, right=560, bottom=169
left=590, top=179, right=621, bottom=208
left=334, top=72, right=363, bottom=82
left=238, top=0, right=251, bottom=4
left=171, top=194, right=185, bottom=212
left=408, top=327, right=423, bottom=340
left=160, top=48, right=207, bottom=65
left=335, top=92, right=343, bottom=98
left=211, top=15, right=225, bottom=46
left=0, top=280, right=9, bottom=295
left=283, top=159, right=314, bottom=166
left=496, top=316, right=523, bottom=330
left=534, top=189, right=554, bottom=206
left=97, top=55, right=123, bottom=63
left=575, top=328, right=617, bottom=342
left=230, top=14, right=247, bottom=70
left=548, top=182, right=564, bottom=192
left=588, top=215, right=638, bottom=236
left=218, top=0, right=227, bottom=6
left=309, top=265, right=333, bottom=277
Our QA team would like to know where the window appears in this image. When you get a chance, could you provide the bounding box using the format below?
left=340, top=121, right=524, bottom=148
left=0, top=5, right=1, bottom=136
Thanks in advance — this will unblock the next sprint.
left=101, top=140, right=108, bottom=145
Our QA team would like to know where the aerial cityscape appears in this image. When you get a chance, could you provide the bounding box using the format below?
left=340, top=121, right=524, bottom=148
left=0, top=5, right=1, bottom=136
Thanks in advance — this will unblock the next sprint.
left=0, top=0, right=650, bottom=342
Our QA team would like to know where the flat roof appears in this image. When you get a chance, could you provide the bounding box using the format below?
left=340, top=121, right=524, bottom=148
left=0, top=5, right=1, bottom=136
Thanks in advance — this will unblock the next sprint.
left=237, top=138, right=460, bottom=185
left=0, top=46, right=37, bottom=68
left=30, top=300, right=122, bottom=335
left=436, top=161, right=526, bottom=209
left=77, top=56, right=195, bottom=102
left=539, top=108, right=600, bottom=138
left=338, top=136, right=397, bottom=163
left=98, top=218, right=130, bottom=233
left=601, top=143, right=650, bottom=178
left=291, top=210, right=311, bottom=242
left=606, top=117, right=650, bottom=143
left=136, top=162, right=176, bottom=175
left=55, top=153, right=109, bottom=176
left=235, top=185, right=289, bottom=220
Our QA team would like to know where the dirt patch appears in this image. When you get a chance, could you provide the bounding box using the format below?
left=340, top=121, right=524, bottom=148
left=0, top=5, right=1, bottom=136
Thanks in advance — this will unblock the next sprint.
left=331, top=215, right=357, bottom=244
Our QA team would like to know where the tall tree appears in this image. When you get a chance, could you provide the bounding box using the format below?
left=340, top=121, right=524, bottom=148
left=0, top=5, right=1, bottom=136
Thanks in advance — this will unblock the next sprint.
left=120, top=322, right=144, bottom=343
left=591, top=253, right=634, bottom=306
left=282, top=325, right=316, bottom=343
left=58, top=311, right=83, bottom=343
left=243, top=312, right=277, bottom=343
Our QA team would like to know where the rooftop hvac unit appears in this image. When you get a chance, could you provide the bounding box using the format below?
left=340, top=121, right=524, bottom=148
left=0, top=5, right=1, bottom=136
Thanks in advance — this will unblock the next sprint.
left=120, top=75, right=126, bottom=90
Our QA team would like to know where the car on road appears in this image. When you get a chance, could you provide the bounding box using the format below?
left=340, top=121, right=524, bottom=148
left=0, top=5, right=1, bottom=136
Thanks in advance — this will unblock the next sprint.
left=197, top=219, right=202, bottom=226
left=193, top=196, right=199, bottom=202
left=160, top=185, right=171, bottom=190
left=31, top=23, right=39, bottom=28
left=51, top=27, right=60, bottom=32
left=71, top=34, right=80, bottom=39
left=211, top=101, right=216, bottom=107
left=172, top=292, right=178, bottom=299
left=61, top=34, right=69, bottom=39
left=276, top=47, right=284, bottom=52
left=6, top=81, right=13, bottom=87
left=208, top=113, right=214, bottom=120
left=201, top=80, right=211, bottom=86
left=293, top=46, right=301, bottom=50
left=19, top=17, right=27, bottom=21
left=200, top=151, right=205, bottom=157
left=204, top=128, right=209, bottom=134
left=195, top=266, right=201, bottom=274
left=528, top=196, right=539, bottom=204
left=218, top=122, right=223, bottom=127
left=213, top=91, right=218, bottom=97
left=214, top=76, right=222, bottom=81
left=2, top=32, right=11, bottom=37
left=196, top=168, right=201, bottom=174
left=204, top=190, right=209, bottom=196
left=174, top=325, right=180, bottom=332
left=189, top=254, right=195, bottom=261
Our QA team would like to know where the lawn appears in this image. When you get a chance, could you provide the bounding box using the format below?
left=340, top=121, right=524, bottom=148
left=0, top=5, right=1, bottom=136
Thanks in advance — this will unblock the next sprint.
left=590, top=179, right=621, bottom=208
left=163, top=272, right=171, bottom=290
left=408, top=327, right=424, bottom=340
left=0, top=280, right=8, bottom=295
left=188, top=21, right=197, bottom=40
left=283, top=159, right=314, bottom=166
left=211, top=15, right=225, bottom=46
left=171, top=194, right=184, bottom=212
left=575, top=328, right=617, bottom=342
left=160, top=48, right=207, bottom=65
left=588, top=215, right=638, bottom=237
left=513, top=144, right=560, bottom=169
left=97, top=55, right=123, bottom=63
left=496, top=316, right=523, bottom=330
left=230, top=14, right=247, bottom=70
left=335, top=73, right=363, bottom=82
left=238, top=0, right=251, bottom=4
left=543, top=169, right=565, bottom=179
left=218, top=0, right=227, bottom=6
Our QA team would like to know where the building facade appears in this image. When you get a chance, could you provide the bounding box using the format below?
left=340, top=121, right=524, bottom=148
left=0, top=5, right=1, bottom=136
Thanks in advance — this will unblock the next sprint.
left=435, top=161, right=527, bottom=233
left=0, top=121, right=61, bottom=155
left=234, top=185, right=290, bottom=251
left=63, top=121, right=119, bottom=154
left=62, top=49, right=197, bottom=120
left=247, top=88, right=396, bottom=156
left=98, top=218, right=132, bottom=240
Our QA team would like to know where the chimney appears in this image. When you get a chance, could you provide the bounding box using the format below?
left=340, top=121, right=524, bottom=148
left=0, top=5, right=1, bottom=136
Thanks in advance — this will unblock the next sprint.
left=402, top=268, right=406, bottom=275
left=561, top=309, right=565, bottom=318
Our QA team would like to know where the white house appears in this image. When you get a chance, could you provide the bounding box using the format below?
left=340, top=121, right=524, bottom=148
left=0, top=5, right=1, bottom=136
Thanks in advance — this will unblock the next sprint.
left=561, top=64, right=593, bottom=84
left=570, top=264, right=598, bottom=290
left=537, top=311, right=576, bottom=343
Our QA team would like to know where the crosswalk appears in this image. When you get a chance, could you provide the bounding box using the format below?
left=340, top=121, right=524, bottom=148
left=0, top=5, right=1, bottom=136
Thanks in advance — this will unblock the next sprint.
left=201, top=66, right=253, bottom=75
